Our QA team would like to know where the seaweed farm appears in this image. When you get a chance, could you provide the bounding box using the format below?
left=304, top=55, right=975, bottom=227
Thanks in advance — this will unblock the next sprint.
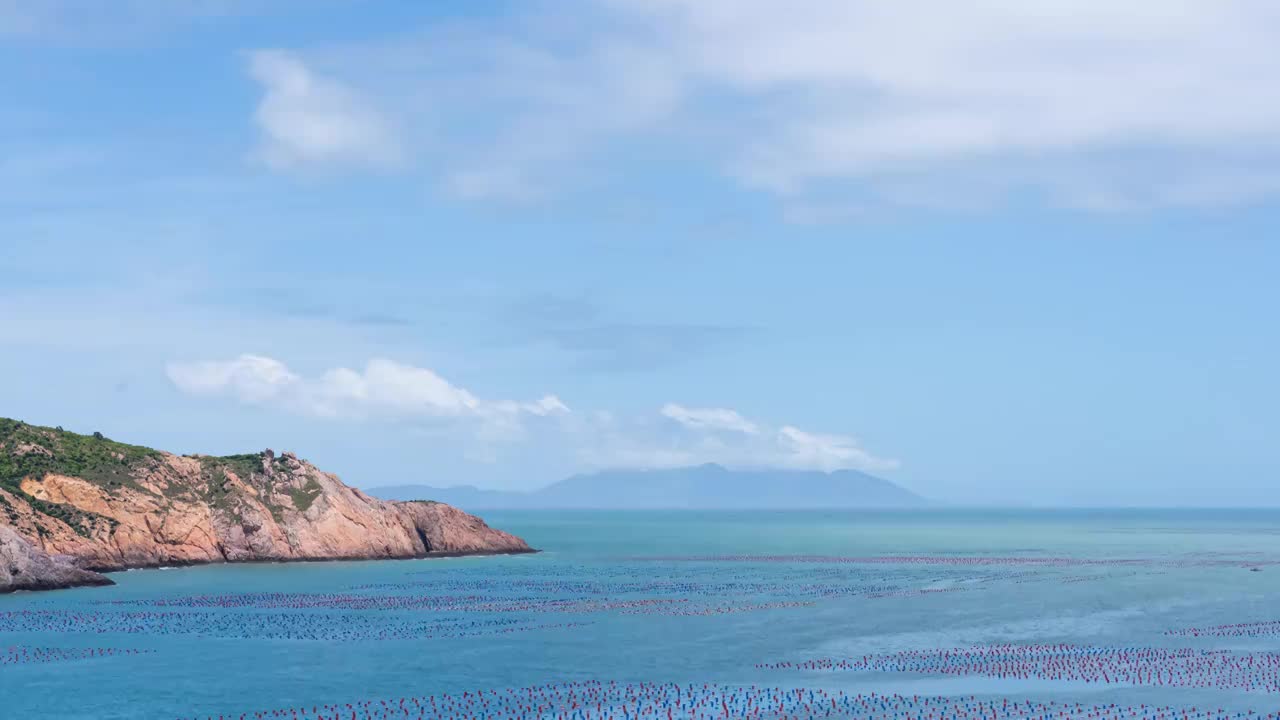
left=757, top=645, right=1280, bottom=692
left=178, top=682, right=1280, bottom=720
left=5, top=510, right=1280, bottom=719
left=2, top=645, right=150, bottom=666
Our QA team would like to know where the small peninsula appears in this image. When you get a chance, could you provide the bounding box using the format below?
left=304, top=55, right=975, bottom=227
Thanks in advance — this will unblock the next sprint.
left=0, top=418, right=532, bottom=593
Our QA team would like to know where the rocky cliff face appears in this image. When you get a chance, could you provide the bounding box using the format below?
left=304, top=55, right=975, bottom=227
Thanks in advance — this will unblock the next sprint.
left=0, top=419, right=532, bottom=593
left=0, top=526, right=113, bottom=592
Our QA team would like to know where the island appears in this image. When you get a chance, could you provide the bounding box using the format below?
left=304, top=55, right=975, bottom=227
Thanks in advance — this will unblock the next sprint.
left=0, top=418, right=532, bottom=593
left=370, top=463, right=925, bottom=510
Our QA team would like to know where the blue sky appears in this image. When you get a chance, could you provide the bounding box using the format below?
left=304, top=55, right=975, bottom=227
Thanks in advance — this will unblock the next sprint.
left=3, top=1, right=1279, bottom=505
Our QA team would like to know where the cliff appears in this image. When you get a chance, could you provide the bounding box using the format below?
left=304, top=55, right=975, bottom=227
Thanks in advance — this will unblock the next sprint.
left=0, top=418, right=532, bottom=593
left=0, top=526, right=114, bottom=592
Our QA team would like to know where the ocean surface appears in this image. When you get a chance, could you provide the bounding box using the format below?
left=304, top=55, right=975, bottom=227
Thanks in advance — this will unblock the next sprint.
left=4, top=509, right=1280, bottom=719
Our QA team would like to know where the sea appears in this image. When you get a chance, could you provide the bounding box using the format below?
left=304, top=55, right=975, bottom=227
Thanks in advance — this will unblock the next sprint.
left=3, top=509, right=1280, bottom=719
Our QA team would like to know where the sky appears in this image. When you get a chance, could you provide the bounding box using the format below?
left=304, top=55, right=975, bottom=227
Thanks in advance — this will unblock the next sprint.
left=2, top=1, right=1279, bottom=506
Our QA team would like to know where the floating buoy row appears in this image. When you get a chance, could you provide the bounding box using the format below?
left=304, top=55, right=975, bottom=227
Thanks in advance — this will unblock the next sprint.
left=2, top=645, right=149, bottom=666
left=620, top=601, right=816, bottom=616
left=350, top=578, right=901, bottom=600
left=1057, top=572, right=1149, bottom=584
left=1169, top=621, right=1280, bottom=638
left=399, top=563, right=942, bottom=585
left=0, top=610, right=582, bottom=642
left=630, top=555, right=1276, bottom=568
left=96, top=593, right=518, bottom=610
left=174, top=680, right=1275, bottom=720
left=94, top=592, right=687, bottom=615
left=863, top=587, right=970, bottom=599
left=384, top=562, right=1099, bottom=601
left=632, top=554, right=1121, bottom=566
left=86, top=561, right=1154, bottom=624
left=757, top=644, right=1280, bottom=693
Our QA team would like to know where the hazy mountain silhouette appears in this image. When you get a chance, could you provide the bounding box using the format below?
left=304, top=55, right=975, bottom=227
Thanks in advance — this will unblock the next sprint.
left=368, top=464, right=924, bottom=510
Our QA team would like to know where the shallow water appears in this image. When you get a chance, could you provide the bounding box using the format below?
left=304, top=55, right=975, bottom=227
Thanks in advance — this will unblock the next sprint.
left=4, top=509, right=1280, bottom=718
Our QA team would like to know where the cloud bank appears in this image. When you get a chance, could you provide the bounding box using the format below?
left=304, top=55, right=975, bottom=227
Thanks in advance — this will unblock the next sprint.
left=168, top=357, right=894, bottom=473
left=166, top=355, right=567, bottom=425
left=243, top=1, right=1280, bottom=210
left=593, top=403, right=898, bottom=473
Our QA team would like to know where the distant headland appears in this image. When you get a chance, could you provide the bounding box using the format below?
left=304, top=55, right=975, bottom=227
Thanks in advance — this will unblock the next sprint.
left=369, top=463, right=925, bottom=510
left=0, top=418, right=533, bottom=594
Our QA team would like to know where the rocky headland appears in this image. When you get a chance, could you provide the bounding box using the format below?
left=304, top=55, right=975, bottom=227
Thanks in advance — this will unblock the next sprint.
left=0, top=418, right=532, bottom=593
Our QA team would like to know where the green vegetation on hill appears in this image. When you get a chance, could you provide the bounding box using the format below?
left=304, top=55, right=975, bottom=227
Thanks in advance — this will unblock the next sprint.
left=286, top=478, right=322, bottom=512
left=0, top=418, right=148, bottom=535
left=193, top=452, right=279, bottom=522
left=214, top=453, right=266, bottom=481
left=0, top=418, right=160, bottom=491
left=1, top=418, right=338, bottom=534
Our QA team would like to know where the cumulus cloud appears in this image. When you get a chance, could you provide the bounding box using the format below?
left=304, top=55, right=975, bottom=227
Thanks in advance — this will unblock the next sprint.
left=166, top=355, right=568, bottom=427
left=167, top=357, right=892, bottom=473
left=166, top=354, right=299, bottom=404
left=248, top=50, right=401, bottom=171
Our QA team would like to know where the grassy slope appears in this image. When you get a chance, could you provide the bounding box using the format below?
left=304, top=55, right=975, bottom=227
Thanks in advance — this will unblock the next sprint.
left=0, top=418, right=316, bottom=536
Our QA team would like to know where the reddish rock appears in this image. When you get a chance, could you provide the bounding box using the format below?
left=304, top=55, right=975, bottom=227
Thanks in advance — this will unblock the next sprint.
left=0, top=422, right=533, bottom=593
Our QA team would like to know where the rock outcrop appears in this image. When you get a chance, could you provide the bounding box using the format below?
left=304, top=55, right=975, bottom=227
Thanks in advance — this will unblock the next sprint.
left=0, top=526, right=114, bottom=592
left=0, top=418, right=532, bottom=593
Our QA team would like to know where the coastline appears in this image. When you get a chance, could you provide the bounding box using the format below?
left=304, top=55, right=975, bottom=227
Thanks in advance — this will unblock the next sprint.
left=0, top=546, right=541, bottom=595
left=106, top=546, right=541, bottom=573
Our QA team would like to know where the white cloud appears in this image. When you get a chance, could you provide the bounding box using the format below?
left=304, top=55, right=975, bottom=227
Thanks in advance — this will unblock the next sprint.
left=776, top=426, right=895, bottom=474
left=248, top=50, right=402, bottom=171
left=605, top=0, right=1280, bottom=206
left=661, top=403, right=758, bottom=434
left=258, top=0, right=1280, bottom=210
left=166, top=355, right=568, bottom=427
left=166, top=355, right=299, bottom=404
left=437, top=36, right=684, bottom=201
left=512, top=395, right=573, bottom=417
left=240, top=12, right=687, bottom=200
left=586, top=403, right=897, bottom=473
left=166, top=357, right=891, bottom=473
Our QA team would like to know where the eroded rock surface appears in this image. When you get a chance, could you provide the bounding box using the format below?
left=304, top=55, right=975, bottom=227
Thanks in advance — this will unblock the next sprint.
left=0, top=525, right=113, bottom=593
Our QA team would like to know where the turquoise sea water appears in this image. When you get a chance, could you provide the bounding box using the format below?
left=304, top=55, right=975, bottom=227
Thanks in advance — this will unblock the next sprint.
left=4, top=509, right=1280, bottom=718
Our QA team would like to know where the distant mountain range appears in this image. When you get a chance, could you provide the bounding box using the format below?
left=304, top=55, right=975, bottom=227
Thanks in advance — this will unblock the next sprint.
left=367, top=464, right=924, bottom=510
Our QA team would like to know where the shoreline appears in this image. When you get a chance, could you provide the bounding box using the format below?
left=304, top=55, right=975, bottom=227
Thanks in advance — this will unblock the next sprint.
left=1, top=547, right=540, bottom=595
left=91, top=546, right=541, bottom=576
